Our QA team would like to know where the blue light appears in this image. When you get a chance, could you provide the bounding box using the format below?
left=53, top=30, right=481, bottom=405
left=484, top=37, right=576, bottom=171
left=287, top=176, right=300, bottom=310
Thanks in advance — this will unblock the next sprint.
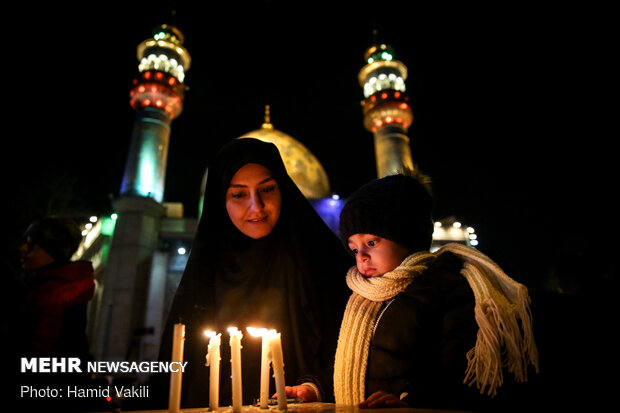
left=310, top=196, right=346, bottom=236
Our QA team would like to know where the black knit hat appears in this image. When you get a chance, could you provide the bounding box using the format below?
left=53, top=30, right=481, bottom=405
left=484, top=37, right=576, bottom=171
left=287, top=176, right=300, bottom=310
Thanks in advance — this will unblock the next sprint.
left=23, top=216, right=83, bottom=262
left=339, top=174, right=434, bottom=254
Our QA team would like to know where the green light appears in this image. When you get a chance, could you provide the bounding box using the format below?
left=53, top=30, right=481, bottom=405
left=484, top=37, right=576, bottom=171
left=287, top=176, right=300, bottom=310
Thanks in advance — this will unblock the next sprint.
left=136, top=145, right=162, bottom=200
left=154, top=32, right=165, bottom=40
left=381, top=52, right=393, bottom=61
left=100, top=216, right=117, bottom=237
left=368, top=57, right=374, bottom=64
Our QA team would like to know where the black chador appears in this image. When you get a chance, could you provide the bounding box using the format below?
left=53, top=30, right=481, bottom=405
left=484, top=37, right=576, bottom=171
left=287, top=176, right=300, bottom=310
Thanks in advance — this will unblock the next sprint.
left=154, top=138, right=351, bottom=408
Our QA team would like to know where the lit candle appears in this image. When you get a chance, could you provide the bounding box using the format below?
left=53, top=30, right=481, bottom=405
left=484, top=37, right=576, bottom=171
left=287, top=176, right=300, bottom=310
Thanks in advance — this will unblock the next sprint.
left=169, top=323, right=185, bottom=413
left=228, top=327, right=243, bottom=411
left=205, top=331, right=221, bottom=411
left=269, top=329, right=287, bottom=410
left=247, top=327, right=271, bottom=409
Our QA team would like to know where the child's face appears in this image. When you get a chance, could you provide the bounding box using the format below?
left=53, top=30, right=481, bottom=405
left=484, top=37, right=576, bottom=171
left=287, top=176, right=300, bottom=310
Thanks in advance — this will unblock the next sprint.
left=347, top=233, right=410, bottom=277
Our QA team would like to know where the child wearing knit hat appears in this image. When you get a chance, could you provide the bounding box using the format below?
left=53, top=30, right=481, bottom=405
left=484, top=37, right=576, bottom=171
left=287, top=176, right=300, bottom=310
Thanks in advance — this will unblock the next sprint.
left=331, top=173, right=538, bottom=411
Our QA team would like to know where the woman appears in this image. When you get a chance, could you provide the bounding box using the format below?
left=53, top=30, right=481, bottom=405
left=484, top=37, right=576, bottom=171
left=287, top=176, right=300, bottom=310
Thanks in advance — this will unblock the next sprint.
left=156, top=138, right=351, bottom=408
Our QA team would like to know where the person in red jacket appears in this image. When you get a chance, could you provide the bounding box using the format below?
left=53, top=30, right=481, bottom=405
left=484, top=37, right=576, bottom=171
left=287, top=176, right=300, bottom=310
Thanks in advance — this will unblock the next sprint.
left=18, top=215, right=95, bottom=358
left=13, top=215, right=99, bottom=411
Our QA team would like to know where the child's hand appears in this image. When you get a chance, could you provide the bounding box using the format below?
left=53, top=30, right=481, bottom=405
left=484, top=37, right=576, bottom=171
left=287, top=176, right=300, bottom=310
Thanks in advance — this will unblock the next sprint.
left=273, top=385, right=317, bottom=402
left=358, top=390, right=407, bottom=408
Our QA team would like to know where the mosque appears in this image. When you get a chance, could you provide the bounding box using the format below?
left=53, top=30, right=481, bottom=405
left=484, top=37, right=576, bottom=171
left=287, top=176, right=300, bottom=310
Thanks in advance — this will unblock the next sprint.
left=75, top=24, right=477, bottom=364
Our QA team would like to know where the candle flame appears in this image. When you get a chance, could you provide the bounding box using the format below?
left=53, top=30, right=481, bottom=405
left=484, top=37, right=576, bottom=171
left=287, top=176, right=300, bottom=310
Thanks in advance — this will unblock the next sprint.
left=204, top=330, right=216, bottom=338
left=227, top=326, right=239, bottom=334
left=247, top=327, right=269, bottom=337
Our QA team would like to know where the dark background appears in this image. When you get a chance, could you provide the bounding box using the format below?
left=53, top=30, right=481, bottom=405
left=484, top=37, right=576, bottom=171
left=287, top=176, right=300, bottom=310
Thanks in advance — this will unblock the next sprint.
left=2, top=1, right=615, bottom=407
left=4, top=1, right=613, bottom=289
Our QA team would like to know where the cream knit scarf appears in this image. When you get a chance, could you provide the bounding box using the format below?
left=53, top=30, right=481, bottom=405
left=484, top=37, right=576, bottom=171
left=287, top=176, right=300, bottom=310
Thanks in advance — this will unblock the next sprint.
left=333, top=243, right=539, bottom=405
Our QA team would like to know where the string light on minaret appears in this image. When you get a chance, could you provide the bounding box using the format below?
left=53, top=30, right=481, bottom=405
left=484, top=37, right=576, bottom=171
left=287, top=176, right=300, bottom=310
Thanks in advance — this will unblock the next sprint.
left=359, top=37, right=414, bottom=178
left=120, top=24, right=191, bottom=202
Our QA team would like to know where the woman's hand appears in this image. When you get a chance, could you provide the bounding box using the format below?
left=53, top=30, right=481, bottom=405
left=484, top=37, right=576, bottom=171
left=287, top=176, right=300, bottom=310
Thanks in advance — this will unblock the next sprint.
left=359, top=391, right=407, bottom=408
left=273, top=385, right=318, bottom=402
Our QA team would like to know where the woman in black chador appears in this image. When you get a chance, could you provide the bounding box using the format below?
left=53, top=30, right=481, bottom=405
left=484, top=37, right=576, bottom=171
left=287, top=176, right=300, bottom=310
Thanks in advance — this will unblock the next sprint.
left=155, top=138, right=351, bottom=408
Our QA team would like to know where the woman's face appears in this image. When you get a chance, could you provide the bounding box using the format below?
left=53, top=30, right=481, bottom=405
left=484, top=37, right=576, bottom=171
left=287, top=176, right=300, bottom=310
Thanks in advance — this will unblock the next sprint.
left=226, top=163, right=282, bottom=239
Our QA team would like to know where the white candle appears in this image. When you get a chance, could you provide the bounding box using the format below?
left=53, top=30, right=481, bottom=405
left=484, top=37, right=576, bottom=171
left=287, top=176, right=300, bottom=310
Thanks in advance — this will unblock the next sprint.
left=247, top=327, right=271, bottom=409
left=269, top=329, right=287, bottom=410
left=169, top=323, right=185, bottom=413
left=205, top=331, right=221, bottom=411
left=228, top=327, right=243, bottom=411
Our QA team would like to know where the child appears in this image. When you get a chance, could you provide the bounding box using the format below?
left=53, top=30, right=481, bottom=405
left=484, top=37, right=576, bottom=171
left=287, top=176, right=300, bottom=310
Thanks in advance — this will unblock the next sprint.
left=332, top=173, right=538, bottom=410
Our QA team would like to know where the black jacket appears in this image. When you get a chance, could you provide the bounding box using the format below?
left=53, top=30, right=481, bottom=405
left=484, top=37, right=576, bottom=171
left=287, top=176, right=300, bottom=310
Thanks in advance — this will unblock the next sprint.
left=366, top=251, right=482, bottom=410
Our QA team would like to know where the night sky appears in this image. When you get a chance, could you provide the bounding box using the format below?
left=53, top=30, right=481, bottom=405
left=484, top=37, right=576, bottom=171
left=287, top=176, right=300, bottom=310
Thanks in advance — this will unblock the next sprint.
left=4, top=1, right=614, bottom=293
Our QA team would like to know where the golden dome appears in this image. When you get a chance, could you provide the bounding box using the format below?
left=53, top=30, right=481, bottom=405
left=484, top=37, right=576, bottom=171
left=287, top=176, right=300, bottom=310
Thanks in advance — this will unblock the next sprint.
left=237, top=106, right=330, bottom=199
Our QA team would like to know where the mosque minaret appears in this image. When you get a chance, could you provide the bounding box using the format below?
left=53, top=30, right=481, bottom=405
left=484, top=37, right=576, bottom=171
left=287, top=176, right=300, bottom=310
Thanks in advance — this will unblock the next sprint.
left=91, top=24, right=191, bottom=361
left=121, top=24, right=190, bottom=202
left=359, top=41, right=415, bottom=178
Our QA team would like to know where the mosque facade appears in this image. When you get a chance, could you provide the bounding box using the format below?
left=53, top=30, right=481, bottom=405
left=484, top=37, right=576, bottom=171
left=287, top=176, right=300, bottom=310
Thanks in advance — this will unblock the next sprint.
left=75, top=24, right=477, bottom=364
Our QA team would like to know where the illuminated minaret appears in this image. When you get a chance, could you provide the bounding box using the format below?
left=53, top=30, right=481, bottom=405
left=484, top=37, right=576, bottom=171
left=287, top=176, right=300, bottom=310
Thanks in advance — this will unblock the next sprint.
left=359, top=42, right=414, bottom=178
left=93, top=24, right=191, bottom=362
left=121, top=24, right=191, bottom=202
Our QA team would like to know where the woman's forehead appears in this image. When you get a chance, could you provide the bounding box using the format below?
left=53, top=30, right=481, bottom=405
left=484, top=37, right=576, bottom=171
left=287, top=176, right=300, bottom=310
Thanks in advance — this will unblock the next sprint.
left=229, top=163, right=275, bottom=186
